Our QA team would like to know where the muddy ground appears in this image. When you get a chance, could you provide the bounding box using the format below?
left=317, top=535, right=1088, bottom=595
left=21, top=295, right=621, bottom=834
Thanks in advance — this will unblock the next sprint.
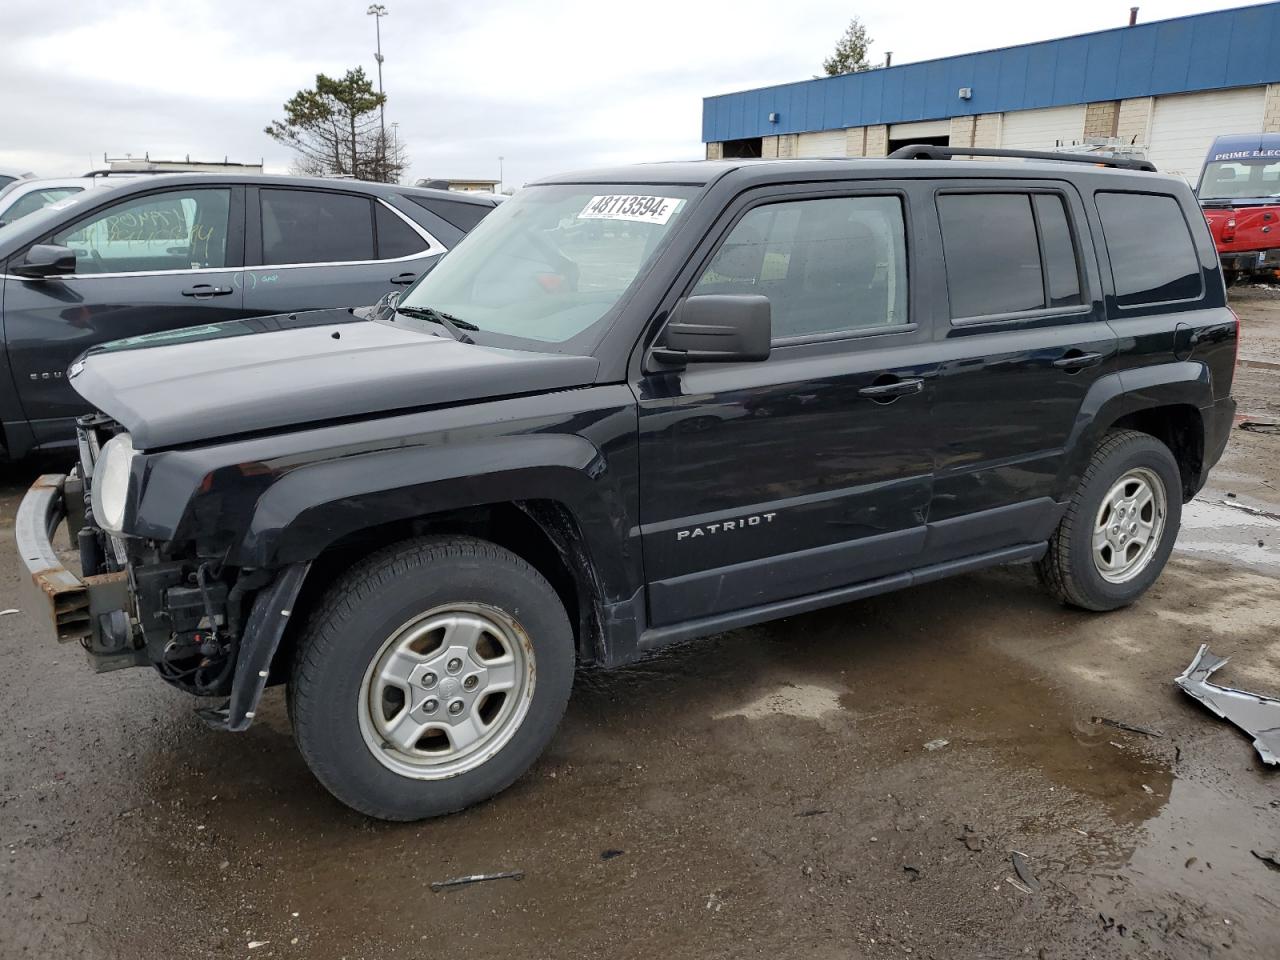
left=3, top=293, right=1279, bottom=960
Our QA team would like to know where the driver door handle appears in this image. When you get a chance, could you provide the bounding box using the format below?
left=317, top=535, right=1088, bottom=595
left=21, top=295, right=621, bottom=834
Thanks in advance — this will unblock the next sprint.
left=858, top=378, right=924, bottom=400
left=181, top=284, right=234, bottom=298
left=1052, top=351, right=1103, bottom=370
left=389, top=272, right=417, bottom=285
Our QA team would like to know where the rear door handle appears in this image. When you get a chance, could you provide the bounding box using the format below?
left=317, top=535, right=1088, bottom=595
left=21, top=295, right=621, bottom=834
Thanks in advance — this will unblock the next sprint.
left=389, top=272, right=417, bottom=285
left=181, top=284, right=234, bottom=298
left=858, top=378, right=924, bottom=400
left=1052, top=351, right=1103, bottom=370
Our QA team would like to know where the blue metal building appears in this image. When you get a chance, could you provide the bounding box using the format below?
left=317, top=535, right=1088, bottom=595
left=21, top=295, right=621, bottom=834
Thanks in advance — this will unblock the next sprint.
left=702, top=3, right=1280, bottom=180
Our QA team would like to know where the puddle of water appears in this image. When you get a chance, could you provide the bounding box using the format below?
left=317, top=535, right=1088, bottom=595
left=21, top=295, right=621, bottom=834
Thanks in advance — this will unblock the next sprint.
left=1082, top=775, right=1280, bottom=954
left=1177, top=498, right=1280, bottom=574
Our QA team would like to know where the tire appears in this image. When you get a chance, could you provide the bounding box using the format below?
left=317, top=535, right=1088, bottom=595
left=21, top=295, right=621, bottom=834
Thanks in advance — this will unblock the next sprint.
left=289, top=535, right=574, bottom=821
left=1035, top=430, right=1182, bottom=612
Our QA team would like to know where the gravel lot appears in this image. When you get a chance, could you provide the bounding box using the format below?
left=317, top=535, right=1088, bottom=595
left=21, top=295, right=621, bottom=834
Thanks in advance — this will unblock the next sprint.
left=2, top=295, right=1278, bottom=960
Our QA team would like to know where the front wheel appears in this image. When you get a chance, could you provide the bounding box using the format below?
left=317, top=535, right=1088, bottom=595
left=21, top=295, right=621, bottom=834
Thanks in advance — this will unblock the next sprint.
left=1036, top=430, right=1183, bottom=611
left=289, top=536, right=575, bottom=821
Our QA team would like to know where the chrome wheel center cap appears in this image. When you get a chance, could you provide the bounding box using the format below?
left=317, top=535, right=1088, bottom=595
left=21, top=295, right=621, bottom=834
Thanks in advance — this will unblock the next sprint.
left=438, top=676, right=462, bottom=699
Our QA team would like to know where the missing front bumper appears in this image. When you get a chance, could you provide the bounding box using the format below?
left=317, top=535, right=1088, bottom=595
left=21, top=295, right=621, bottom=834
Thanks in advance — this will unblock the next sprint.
left=15, top=473, right=132, bottom=649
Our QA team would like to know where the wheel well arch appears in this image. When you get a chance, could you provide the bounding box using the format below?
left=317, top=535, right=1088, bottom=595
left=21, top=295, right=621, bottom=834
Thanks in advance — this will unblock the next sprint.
left=270, top=499, right=605, bottom=683
left=1107, top=403, right=1204, bottom=501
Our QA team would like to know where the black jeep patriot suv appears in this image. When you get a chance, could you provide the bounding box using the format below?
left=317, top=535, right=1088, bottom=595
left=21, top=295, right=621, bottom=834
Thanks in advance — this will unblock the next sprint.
left=17, top=148, right=1238, bottom=820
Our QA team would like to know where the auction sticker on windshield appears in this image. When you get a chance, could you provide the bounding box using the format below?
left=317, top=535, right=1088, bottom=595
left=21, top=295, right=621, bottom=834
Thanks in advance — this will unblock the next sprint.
left=578, top=195, right=682, bottom=224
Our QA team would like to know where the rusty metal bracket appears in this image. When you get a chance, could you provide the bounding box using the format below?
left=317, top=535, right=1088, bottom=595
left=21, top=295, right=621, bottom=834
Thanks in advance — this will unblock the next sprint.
left=15, top=473, right=130, bottom=644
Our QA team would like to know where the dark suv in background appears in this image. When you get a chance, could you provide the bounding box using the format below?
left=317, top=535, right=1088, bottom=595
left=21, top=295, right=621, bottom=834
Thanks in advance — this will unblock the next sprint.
left=18, top=148, right=1237, bottom=821
left=0, top=175, right=499, bottom=459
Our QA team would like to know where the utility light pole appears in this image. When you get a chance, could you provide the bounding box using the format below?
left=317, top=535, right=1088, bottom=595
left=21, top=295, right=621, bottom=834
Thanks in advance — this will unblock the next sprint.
left=367, top=4, right=388, bottom=174
left=498, top=155, right=504, bottom=194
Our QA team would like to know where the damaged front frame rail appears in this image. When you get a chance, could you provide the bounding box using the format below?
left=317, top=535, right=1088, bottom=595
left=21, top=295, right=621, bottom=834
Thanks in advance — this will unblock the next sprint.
left=15, top=473, right=129, bottom=645
left=1175, top=644, right=1280, bottom=766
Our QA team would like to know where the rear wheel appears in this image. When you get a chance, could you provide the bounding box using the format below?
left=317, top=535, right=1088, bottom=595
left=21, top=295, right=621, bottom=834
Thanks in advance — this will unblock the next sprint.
left=289, top=536, right=574, bottom=820
left=1036, top=430, right=1182, bottom=611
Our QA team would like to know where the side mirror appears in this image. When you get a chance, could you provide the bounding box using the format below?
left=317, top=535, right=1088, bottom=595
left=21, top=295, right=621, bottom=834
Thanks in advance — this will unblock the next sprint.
left=13, top=244, right=76, bottom=279
left=651, top=294, right=771, bottom=366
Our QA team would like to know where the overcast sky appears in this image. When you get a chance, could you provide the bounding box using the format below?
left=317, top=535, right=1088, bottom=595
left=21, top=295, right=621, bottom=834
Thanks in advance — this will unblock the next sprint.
left=1, top=0, right=1263, bottom=188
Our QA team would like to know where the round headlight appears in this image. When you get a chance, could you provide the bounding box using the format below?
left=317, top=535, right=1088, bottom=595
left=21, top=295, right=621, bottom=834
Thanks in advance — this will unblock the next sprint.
left=92, top=433, right=135, bottom=534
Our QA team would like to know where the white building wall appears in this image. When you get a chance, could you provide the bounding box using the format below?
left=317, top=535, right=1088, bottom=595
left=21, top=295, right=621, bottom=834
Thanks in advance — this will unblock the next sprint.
left=706, top=84, right=1274, bottom=175
left=795, top=129, right=849, bottom=158
left=1146, top=87, right=1267, bottom=182
left=999, top=105, right=1086, bottom=150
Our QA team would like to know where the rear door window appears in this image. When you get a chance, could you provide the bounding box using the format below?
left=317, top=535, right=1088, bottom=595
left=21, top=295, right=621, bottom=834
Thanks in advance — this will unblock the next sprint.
left=1034, top=194, right=1082, bottom=307
left=260, top=189, right=375, bottom=265
left=1096, top=192, right=1202, bottom=307
left=938, top=191, right=1084, bottom=321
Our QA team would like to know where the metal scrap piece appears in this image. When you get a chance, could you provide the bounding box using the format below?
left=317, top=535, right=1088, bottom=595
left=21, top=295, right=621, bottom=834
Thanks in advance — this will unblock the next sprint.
left=1175, top=644, right=1280, bottom=766
left=430, top=870, right=524, bottom=892
left=1010, top=852, right=1040, bottom=892
left=1091, top=716, right=1163, bottom=738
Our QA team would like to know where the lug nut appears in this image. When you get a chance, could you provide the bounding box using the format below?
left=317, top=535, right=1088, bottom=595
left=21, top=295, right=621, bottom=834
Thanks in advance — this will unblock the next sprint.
left=421, top=672, right=437, bottom=688
left=463, top=675, right=478, bottom=691
left=447, top=658, right=463, bottom=674
left=423, top=698, right=439, bottom=714
left=448, top=700, right=465, bottom=715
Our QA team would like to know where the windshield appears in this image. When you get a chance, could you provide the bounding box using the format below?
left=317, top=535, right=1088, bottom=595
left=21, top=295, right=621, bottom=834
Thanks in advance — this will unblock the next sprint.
left=0, top=188, right=97, bottom=247
left=1198, top=158, right=1280, bottom=200
left=398, top=183, right=698, bottom=345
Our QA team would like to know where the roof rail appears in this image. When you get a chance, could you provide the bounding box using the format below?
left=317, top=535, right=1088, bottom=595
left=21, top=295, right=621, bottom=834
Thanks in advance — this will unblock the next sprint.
left=886, top=144, right=1157, bottom=172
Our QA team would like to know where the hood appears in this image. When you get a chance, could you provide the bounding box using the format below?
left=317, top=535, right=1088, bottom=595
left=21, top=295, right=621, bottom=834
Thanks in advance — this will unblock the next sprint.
left=69, top=308, right=600, bottom=449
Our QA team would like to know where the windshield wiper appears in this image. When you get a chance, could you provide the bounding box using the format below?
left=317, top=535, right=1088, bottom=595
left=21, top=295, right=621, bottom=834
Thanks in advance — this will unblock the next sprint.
left=396, top=305, right=479, bottom=344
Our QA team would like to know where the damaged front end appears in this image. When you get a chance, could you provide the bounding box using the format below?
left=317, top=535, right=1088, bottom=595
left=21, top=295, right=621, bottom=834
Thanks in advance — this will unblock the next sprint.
left=1175, top=644, right=1280, bottom=766
left=16, top=416, right=306, bottom=731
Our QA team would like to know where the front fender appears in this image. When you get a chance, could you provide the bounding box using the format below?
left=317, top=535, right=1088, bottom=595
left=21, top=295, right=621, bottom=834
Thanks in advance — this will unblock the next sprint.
left=132, top=386, right=641, bottom=604
left=232, top=435, right=628, bottom=581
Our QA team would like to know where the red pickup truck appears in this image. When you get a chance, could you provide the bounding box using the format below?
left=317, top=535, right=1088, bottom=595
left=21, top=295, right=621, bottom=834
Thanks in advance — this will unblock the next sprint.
left=1197, top=133, right=1280, bottom=283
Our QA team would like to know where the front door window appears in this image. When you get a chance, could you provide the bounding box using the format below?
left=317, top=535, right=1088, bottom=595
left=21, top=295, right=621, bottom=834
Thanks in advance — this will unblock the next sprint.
left=52, top=189, right=232, bottom=274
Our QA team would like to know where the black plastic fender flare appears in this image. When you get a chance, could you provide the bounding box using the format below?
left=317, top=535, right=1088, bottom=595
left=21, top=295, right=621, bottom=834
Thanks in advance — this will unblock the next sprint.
left=197, top=562, right=310, bottom=732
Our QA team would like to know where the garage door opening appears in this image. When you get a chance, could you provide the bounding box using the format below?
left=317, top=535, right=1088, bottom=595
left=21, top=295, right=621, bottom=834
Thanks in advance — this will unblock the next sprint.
left=889, top=133, right=949, bottom=153
left=722, top=138, right=763, bottom=158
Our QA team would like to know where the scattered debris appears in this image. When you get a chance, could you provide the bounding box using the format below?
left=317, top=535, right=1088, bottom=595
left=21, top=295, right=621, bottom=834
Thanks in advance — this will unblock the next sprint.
left=430, top=870, right=525, bottom=892
left=1252, top=849, right=1280, bottom=872
left=794, top=809, right=827, bottom=818
left=1210, top=498, right=1280, bottom=522
left=959, top=824, right=984, bottom=851
left=1185, top=857, right=1198, bottom=868
left=1141, top=784, right=1154, bottom=795
left=1005, top=876, right=1034, bottom=895
left=0, top=609, right=18, bottom=617
left=1239, top=419, right=1280, bottom=434
left=923, top=738, right=950, bottom=751
left=247, top=942, right=269, bottom=950
left=903, top=864, right=922, bottom=882
left=1011, top=852, right=1040, bottom=892
left=1091, top=716, right=1163, bottom=738
left=1174, top=644, right=1280, bottom=765
left=600, top=849, right=625, bottom=861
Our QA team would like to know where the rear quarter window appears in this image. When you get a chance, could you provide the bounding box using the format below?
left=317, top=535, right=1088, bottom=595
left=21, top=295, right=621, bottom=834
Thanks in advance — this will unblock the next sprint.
left=1096, top=192, right=1202, bottom=307
left=408, top=196, right=492, bottom=233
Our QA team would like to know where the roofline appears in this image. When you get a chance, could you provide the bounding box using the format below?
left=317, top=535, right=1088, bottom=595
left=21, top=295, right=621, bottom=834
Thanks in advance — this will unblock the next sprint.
left=703, top=2, right=1280, bottom=143
left=706, top=1, right=1278, bottom=102
left=41, top=172, right=498, bottom=204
